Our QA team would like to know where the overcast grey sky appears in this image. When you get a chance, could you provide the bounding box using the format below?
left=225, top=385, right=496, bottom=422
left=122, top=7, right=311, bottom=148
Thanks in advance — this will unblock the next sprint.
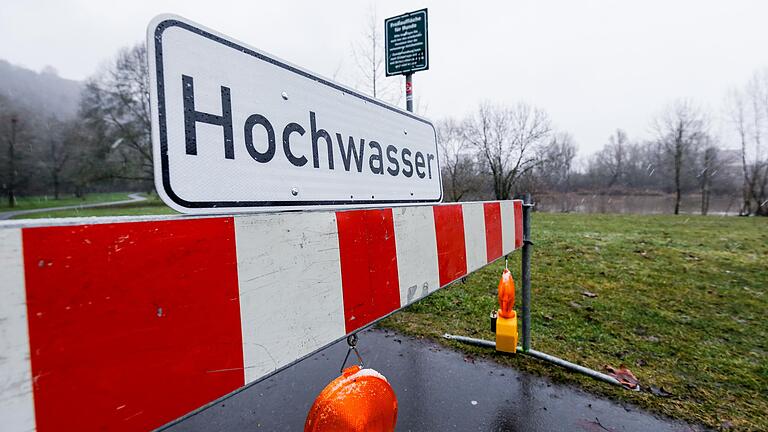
left=2, top=0, right=767, bottom=155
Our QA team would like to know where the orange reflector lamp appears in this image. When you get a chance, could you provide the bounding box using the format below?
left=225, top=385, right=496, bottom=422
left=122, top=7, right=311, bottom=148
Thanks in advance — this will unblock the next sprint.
left=304, top=365, right=398, bottom=432
left=495, top=268, right=518, bottom=353
left=497, top=268, right=515, bottom=318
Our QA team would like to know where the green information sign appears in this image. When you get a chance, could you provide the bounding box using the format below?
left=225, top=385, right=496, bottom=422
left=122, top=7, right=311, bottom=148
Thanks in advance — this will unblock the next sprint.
left=385, top=9, right=429, bottom=76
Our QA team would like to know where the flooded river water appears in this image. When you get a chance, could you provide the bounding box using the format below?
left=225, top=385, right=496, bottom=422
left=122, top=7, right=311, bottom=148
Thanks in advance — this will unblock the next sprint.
left=534, top=193, right=740, bottom=216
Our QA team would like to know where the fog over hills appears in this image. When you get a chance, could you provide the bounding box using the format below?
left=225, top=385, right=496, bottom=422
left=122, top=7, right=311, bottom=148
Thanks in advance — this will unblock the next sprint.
left=0, top=59, right=82, bottom=119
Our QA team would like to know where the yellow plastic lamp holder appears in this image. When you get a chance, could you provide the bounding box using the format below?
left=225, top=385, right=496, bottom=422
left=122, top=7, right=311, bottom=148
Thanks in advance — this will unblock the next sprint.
left=495, top=310, right=518, bottom=353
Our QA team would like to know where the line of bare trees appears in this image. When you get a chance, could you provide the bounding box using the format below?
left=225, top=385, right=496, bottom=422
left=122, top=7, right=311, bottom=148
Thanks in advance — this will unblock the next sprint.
left=437, top=76, right=768, bottom=216
left=1, top=34, right=766, bottom=216
left=438, top=102, right=567, bottom=202
left=0, top=44, right=151, bottom=206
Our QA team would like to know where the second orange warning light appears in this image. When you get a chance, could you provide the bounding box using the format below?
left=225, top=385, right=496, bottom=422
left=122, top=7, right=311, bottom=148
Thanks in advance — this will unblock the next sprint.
left=304, top=365, right=398, bottom=432
left=494, top=268, right=519, bottom=353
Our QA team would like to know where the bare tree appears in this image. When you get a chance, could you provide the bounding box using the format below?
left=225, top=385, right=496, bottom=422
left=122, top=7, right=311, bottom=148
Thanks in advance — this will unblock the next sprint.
left=654, top=99, right=708, bottom=214
left=538, top=132, right=577, bottom=192
left=746, top=71, right=768, bottom=215
left=593, top=129, right=630, bottom=189
left=606, top=129, right=628, bottom=188
left=518, top=132, right=578, bottom=212
left=0, top=96, right=32, bottom=207
left=727, top=88, right=753, bottom=215
left=584, top=137, right=668, bottom=194
left=80, top=43, right=152, bottom=183
left=697, top=143, right=720, bottom=215
left=463, top=102, right=552, bottom=200
left=437, top=118, right=477, bottom=201
left=351, top=8, right=402, bottom=105
left=3, top=116, right=20, bottom=206
left=726, top=71, right=768, bottom=216
left=68, top=118, right=115, bottom=197
left=37, top=118, right=72, bottom=199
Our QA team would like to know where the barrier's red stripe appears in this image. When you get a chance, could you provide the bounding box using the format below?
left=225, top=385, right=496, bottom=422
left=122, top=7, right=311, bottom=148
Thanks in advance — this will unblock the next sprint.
left=22, top=218, right=244, bottom=432
left=514, top=201, right=523, bottom=249
left=336, top=209, right=401, bottom=333
left=483, top=202, right=503, bottom=262
left=433, top=205, right=468, bottom=286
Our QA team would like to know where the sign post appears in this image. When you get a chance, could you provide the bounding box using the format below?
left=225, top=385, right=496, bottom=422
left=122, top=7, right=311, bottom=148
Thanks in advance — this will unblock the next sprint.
left=385, top=9, right=429, bottom=113
left=405, top=74, right=413, bottom=112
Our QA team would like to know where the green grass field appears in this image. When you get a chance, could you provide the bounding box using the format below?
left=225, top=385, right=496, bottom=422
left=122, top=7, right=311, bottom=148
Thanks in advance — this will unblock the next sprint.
left=0, top=192, right=133, bottom=212
left=9, top=203, right=766, bottom=429
left=11, top=195, right=177, bottom=219
left=382, top=213, right=767, bottom=430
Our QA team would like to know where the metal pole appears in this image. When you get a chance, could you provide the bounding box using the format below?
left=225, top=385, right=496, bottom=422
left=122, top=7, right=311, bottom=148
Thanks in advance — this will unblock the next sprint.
left=405, top=73, right=413, bottom=112
left=521, top=193, right=532, bottom=351
left=442, top=334, right=623, bottom=387
left=8, top=117, right=17, bottom=208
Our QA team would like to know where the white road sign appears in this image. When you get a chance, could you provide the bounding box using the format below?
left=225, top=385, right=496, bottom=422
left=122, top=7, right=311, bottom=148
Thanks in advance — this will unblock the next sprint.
left=147, top=15, right=442, bottom=214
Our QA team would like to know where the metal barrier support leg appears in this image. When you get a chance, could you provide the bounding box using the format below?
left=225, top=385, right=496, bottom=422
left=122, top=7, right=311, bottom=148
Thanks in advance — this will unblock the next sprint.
left=442, top=334, right=623, bottom=387
left=444, top=194, right=627, bottom=389
left=521, top=193, right=532, bottom=352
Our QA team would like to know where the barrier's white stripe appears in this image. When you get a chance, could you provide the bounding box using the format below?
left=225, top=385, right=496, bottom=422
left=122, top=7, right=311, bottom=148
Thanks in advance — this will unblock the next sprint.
left=462, top=203, right=487, bottom=273
left=393, top=206, right=440, bottom=306
left=234, top=212, right=346, bottom=383
left=0, top=228, right=36, bottom=432
left=500, top=201, right=516, bottom=253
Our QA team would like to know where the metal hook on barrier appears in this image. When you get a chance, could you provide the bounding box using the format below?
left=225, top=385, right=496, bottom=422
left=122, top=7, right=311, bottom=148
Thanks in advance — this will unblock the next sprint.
left=340, top=333, right=364, bottom=373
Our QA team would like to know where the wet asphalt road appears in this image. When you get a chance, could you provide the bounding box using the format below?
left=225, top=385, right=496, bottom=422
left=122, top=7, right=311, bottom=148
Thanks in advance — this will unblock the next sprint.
left=166, top=328, right=698, bottom=432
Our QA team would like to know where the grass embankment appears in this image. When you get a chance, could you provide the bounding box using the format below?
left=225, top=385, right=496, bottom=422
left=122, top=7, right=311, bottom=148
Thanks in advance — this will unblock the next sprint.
left=12, top=195, right=177, bottom=219
left=0, top=192, right=132, bottom=211
left=381, top=213, right=767, bottom=430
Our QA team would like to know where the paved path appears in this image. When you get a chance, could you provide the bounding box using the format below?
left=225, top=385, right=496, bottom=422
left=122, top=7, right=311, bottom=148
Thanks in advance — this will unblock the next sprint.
left=0, top=193, right=147, bottom=220
left=166, top=328, right=701, bottom=432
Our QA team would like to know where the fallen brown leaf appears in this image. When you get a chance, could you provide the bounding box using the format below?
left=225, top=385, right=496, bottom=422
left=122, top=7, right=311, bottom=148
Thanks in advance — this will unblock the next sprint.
left=604, top=364, right=640, bottom=390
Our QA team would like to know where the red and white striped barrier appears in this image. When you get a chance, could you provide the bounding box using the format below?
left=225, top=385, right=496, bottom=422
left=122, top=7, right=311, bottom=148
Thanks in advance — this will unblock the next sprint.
left=0, top=200, right=522, bottom=431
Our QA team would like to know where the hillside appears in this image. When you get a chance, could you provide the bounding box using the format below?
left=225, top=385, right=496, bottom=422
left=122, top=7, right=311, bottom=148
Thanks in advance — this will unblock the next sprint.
left=0, top=59, right=82, bottom=118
